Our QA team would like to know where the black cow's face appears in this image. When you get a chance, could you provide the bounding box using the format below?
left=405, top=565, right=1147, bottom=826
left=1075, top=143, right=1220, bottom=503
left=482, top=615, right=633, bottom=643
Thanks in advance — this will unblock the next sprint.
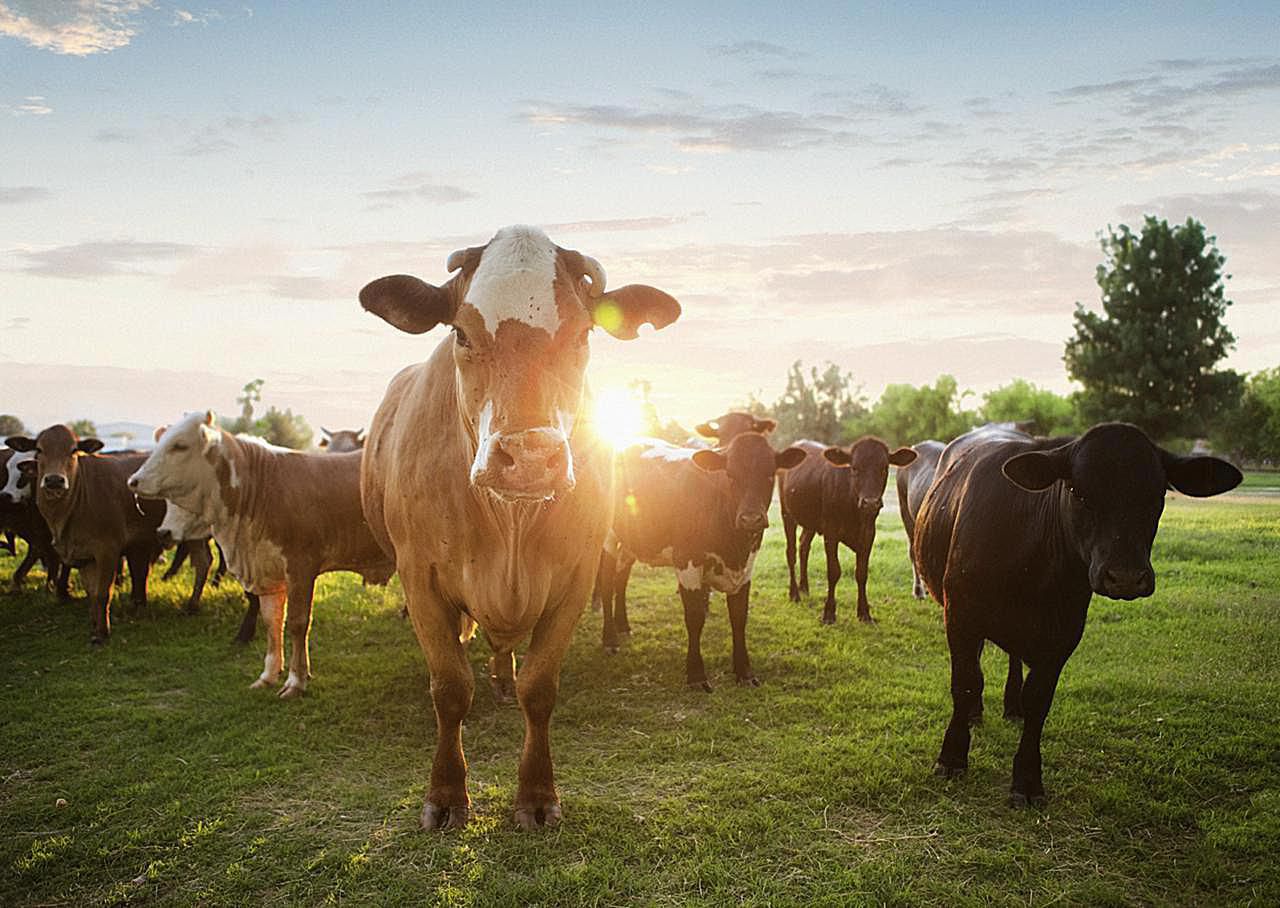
left=824, top=437, right=917, bottom=516
left=6, top=425, right=103, bottom=500
left=695, top=412, right=776, bottom=446
left=693, top=433, right=806, bottom=532
left=1003, top=422, right=1242, bottom=600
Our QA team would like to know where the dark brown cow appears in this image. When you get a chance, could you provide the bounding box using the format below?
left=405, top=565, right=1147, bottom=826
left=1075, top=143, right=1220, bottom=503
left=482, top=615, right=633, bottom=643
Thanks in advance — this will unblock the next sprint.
left=894, top=439, right=945, bottom=599
left=7, top=427, right=164, bottom=642
left=780, top=437, right=916, bottom=624
left=601, top=434, right=805, bottom=687
left=694, top=412, right=776, bottom=446
left=360, top=225, right=679, bottom=830
left=319, top=427, right=365, bottom=453
left=915, top=422, right=1241, bottom=807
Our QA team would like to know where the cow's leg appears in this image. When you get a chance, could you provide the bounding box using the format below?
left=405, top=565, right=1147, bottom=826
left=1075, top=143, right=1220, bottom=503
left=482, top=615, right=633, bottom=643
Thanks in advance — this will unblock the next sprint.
left=54, top=562, right=72, bottom=601
left=11, top=546, right=37, bottom=589
left=821, top=536, right=841, bottom=625
left=249, top=590, right=286, bottom=690
left=615, top=555, right=634, bottom=635
left=934, top=623, right=983, bottom=778
left=1009, top=658, right=1065, bottom=808
left=590, top=550, right=606, bottom=612
left=969, top=640, right=986, bottom=725
left=488, top=646, right=516, bottom=704
left=798, top=527, right=816, bottom=598
left=1003, top=653, right=1024, bottom=720
left=279, top=572, right=315, bottom=699
left=184, top=540, right=212, bottom=614
left=680, top=579, right=712, bottom=691
left=124, top=546, right=152, bottom=611
left=211, top=542, right=227, bottom=587
left=783, top=511, right=801, bottom=602
left=727, top=584, right=758, bottom=686
left=1, top=529, right=13, bottom=555
left=234, top=592, right=260, bottom=645
left=599, top=548, right=619, bottom=653
left=854, top=531, right=875, bottom=623
left=163, top=543, right=189, bottom=581
left=86, top=558, right=117, bottom=645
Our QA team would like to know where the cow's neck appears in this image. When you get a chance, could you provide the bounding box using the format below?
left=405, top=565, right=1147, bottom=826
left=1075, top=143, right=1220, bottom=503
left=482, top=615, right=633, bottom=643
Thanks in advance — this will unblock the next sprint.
left=37, top=461, right=90, bottom=550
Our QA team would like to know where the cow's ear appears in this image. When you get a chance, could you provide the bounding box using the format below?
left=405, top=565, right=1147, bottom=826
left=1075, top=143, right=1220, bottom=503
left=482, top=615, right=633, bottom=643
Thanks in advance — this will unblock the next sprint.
left=823, top=447, right=851, bottom=467
left=77, top=438, right=104, bottom=454
left=1002, top=445, right=1071, bottom=492
left=590, top=285, right=681, bottom=340
left=360, top=275, right=455, bottom=335
left=5, top=436, right=35, bottom=452
left=320, top=427, right=332, bottom=438
left=776, top=447, right=807, bottom=470
left=888, top=446, right=918, bottom=467
left=355, top=429, right=365, bottom=444
left=1161, top=451, right=1242, bottom=498
left=691, top=449, right=727, bottom=472
left=754, top=418, right=777, bottom=435
left=17, top=459, right=37, bottom=476
left=694, top=421, right=718, bottom=439
left=153, top=425, right=167, bottom=442
left=199, top=423, right=221, bottom=450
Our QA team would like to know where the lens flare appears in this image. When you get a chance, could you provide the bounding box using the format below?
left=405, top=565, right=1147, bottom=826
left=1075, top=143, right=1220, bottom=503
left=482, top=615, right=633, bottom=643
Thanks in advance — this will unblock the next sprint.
left=593, top=386, right=646, bottom=449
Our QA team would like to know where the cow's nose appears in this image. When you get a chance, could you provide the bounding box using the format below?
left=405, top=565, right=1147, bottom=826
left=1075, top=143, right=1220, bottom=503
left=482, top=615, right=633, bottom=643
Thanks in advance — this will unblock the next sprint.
left=1102, top=566, right=1154, bottom=599
left=473, top=428, right=574, bottom=499
left=737, top=512, right=768, bottom=532
left=858, top=496, right=881, bottom=511
left=157, top=529, right=173, bottom=546
left=127, top=476, right=140, bottom=492
left=43, top=475, right=67, bottom=491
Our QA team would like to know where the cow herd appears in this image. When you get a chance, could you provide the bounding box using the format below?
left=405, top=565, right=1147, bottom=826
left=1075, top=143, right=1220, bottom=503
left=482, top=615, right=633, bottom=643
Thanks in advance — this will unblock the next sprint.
left=2, top=225, right=1245, bottom=829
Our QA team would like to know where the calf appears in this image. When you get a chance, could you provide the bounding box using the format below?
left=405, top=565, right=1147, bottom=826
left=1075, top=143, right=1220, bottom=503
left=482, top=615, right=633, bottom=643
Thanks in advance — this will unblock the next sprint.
left=129, top=411, right=394, bottom=696
left=7, top=427, right=164, bottom=642
left=694, top=412, right=776, bottom=446
left=894, top=440, right=945, bottom=599
left=780, top=437, right=916, bottom=624
left=319, top=427, right=365, bottom=453
left=602, top=434, right=805, bottom=688
left=157, top=502, right=259, bottom=643
left=915, top=422, right=1240, bottom=807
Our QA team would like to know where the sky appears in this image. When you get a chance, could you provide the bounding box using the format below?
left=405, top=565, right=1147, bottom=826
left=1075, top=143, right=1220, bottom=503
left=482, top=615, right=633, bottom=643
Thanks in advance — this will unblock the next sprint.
left=2, top=0, right=1278, bottom=435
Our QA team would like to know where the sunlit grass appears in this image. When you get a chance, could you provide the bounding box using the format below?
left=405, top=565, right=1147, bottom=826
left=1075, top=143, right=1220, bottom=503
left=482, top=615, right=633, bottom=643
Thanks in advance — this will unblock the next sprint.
left=1, top=496, right=1277, bottom=905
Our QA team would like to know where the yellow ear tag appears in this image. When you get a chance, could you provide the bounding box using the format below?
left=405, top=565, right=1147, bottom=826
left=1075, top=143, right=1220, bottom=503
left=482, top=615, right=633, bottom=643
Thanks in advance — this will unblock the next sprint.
left=593, top=299, right=623, bottom=334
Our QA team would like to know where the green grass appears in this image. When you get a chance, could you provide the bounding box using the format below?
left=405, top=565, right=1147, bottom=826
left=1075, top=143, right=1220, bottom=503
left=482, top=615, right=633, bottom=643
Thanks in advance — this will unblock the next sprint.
left=1237, top=469, right=1280, bottom=492
left=2, top=496, right=1278, bottom=906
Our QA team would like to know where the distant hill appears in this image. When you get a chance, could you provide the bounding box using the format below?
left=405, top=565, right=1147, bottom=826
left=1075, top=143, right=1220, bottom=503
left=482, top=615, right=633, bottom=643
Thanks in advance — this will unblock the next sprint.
left=95, top=421, right=158, bottom=451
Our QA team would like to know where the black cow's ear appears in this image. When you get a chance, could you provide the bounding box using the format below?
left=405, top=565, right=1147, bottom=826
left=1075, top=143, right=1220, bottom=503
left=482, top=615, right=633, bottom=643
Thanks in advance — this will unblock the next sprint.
left=888, top=446, right=918, bottom=467
left=77, top=438, right=105, bottom=454
left=691, top=449, right=727, bottom=472
left=695, top=421, right=718, bottom=438
left=823, top=447, right=851, bottom=467
left=776, top=447, right=807, bottom=470
left=1002, top=446, right=1070, bottom=491
left=1161, top=451, right=1242, bottom=498
left=360, top=275, right=455, bottom=335
left=5, top=436, right=35, bottom=452
left=17, top=459, right=37, bottom=475
left=754, top=417, right=777, bottom=434
left=590, top=285, right=681, bottom=340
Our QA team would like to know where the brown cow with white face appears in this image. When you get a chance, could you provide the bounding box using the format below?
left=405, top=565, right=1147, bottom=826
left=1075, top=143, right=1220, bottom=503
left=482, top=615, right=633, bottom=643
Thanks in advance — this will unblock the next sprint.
left=360, top=225, right=679, bottom=831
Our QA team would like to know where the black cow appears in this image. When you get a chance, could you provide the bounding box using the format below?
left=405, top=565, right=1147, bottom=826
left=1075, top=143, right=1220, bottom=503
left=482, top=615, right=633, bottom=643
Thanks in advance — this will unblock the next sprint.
left=694, top=412, right=776, bottom=446
left=894, top=439, right=944, bottom=600
left=780, top=437, right=917, bottom=624
left=915, top=421, right=1241, bottom=807
left=599, top=433, right=805, bottom=688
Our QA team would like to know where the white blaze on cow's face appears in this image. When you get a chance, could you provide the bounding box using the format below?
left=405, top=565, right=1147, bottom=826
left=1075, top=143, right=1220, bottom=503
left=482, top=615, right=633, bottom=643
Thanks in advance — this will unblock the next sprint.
left=0, top=449, right=35, bottom=504
left=128, top=411, right=222, bottom=511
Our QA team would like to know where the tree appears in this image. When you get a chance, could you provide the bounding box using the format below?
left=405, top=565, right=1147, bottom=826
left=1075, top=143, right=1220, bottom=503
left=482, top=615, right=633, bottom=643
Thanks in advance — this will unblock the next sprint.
left=981, top=380, right=1077, bottom=436
left=69, top=418, right=98, bottom=438
left=1064, top=216, right=1242, bottom=440
left=223, top=379, right=265, bottom=435
left=255, top=407, right=312, bottom=450
left=0, top=414, right=24, bottom=438
left=852, top=375, right=974, bottom=445
left=1212, top=367, right=1280, bottom=465
left=770, top=361, right=867, bottom=445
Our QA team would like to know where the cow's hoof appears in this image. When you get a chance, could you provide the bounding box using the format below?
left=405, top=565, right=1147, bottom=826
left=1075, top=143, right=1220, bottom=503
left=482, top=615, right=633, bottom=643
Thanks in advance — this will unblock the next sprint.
left=1008, top=791, right=1046, bottom=810
left=249, top=676, right=276, bottom=690
left=820, top=613, right=836, bottom=626
left=736, top=675, right=761, bottom=687
left=90, top=636, right=106, bottom=647
left=603, top=644, right=619, bottom=655
left=788, top=590, right=800, bottom=602
left=932, top=761, right=966, bottom=779
left=489, top=679, right=516, bottom=705
left=857, top=612, right=876, bottom=624
left=688, top=679, right=713, bottom=693
left=278, top=683, right=305, bottom=700
left=421, top=802, right=469, bottom=830
left=515, top=803, right=562, bottom=830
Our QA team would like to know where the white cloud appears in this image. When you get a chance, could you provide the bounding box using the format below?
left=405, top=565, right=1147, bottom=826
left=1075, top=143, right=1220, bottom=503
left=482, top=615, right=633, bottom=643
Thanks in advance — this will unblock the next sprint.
left=0, top=1, right=153, bottom=56
left=8, top=95, right=52, bottom=115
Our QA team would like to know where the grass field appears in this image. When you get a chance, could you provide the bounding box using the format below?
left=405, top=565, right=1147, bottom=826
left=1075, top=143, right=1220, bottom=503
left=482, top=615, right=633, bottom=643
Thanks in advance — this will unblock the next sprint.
left=2, top=494, right=1278, bottom=906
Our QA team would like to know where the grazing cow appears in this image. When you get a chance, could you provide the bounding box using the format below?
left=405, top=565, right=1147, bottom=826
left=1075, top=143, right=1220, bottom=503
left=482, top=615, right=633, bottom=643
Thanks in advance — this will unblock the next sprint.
left=780, top=437, right=917, bottom=624
left=601, top=434, right=806, bottom=686
left=894, top=439, right=945, bottom=599
left=694, top=412, right=776, bottom=446
left=7, top=427, right=164, bottom=642
left=915, top=421, right=1241, bottom=807
left=319, top=427, right=365, bottom=453
left=360, top=225, right=679, bottom=830
left=129, top=411, right=394, bottom=696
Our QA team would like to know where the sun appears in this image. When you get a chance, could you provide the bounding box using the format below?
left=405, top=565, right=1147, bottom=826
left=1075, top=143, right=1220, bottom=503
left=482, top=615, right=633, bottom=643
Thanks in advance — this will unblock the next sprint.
left=592, top=386, right=648, bottom=449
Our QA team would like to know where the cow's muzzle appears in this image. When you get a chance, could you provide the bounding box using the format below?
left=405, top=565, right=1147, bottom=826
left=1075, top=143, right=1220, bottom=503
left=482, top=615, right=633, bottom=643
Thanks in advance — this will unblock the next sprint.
left=471, top=428, right=574, bottom=500
left=157, top=528, right=175, bottom=547
left=42, top=475, right=68, bottom=492
left=1095, top=564, right=1155, bottom=600
left=736, top=512, right=769, bottom=533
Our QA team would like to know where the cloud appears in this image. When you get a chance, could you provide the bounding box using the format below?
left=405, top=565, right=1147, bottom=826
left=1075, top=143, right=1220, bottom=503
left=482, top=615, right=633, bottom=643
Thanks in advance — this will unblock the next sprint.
left=542, top=215, right=699, bottom=233
left=172, top=7, right=217, bottom=26
left=13, top=240, right=195, bottom=279
left=177, top=113, right=300, bottom=156
left=0, top=185, right=51, bottom=204
left=0, top=0, right=153, bottom=56
left=7, top=95, right=52, bottom=115
left=94, top=127, right=139, bottom=142
left=709, top=40, right=804, bottom=61
left=361, top=172, right=476, bottom=208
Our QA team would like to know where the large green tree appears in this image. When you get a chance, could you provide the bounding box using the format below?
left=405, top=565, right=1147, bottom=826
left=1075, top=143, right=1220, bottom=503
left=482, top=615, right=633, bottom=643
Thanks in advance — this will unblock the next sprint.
left=69, top=418, right=98, bottom=438
left=219, top=379, right=312, bottom=450
left=980, top=379, right=1077, bottom=436
left=1064, top=216, right=1241, bottom=439
left=850, top=375, right=974, bottom=446
left=0, top=414, right=24, bottom=438
left=770, top=361, right=867, bottom=445
left=1212, top=367, right=1280, bottom=464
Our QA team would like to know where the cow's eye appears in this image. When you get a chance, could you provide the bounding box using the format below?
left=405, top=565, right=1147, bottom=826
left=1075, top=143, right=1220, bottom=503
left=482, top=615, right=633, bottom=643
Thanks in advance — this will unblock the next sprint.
left=1069, top=486, right=1091, bottom=509
left=171, top=443, right=188, bottom=453
left=453, top=326, right=471, bottom=349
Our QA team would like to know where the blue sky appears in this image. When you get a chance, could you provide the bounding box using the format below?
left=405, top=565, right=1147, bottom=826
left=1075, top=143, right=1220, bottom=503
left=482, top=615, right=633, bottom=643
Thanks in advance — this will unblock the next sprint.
left=2, top=0, right=1278, bottom=431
